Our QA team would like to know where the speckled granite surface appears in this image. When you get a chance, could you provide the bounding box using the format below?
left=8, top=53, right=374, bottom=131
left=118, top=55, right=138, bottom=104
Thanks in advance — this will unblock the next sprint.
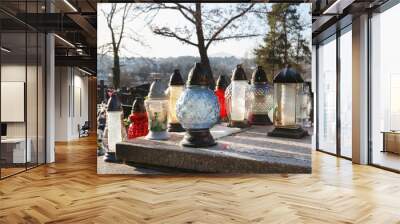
left=97, top=125, right=311, bottom=174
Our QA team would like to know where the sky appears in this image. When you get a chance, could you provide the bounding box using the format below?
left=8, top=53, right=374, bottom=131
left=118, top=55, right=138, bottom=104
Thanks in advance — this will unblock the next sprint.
left=98, top=3, right=311, bottom=59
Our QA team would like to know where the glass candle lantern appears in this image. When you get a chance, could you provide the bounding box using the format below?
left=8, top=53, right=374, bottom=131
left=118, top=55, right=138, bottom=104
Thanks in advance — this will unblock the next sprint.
left=297, top=82, right=313, bottom=128
left=215, top=75, right=228, bottom=122
left=145, top=78, right=169, bottom=140
left=229, top=65, right=249, bottom=128
left=105, top=92, right=122, bottom=162
left=248, top=66, right=273, bottom=125
left=128, top=97, right=149, bottom=139
left=268, top=65, right=308, bottom=139
left=176, top=63, right=220, bottom=147
left=166, top=69, right=185, bottom=132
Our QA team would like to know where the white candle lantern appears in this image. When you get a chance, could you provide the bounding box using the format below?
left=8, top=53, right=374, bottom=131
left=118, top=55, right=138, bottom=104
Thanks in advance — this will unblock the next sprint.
left=229, top=65, right=249, bottom=128
left=105, top=93, right=122, bottom=162
left=268, top=65, right=308, bottom=138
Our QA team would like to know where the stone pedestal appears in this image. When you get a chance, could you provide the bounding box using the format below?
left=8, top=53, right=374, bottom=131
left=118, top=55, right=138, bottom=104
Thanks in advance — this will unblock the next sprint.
left=116, top=125, right=311, bottom=173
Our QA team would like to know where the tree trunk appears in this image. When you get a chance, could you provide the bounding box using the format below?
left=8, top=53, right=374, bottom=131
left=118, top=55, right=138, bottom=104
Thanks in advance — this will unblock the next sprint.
left=195, top=3, right=215, bottom=90
left=283, top=15, right=289, bottom=65
left=198, top=46, right=214, bottom=89
left=113, top=50, right=120, bottom=89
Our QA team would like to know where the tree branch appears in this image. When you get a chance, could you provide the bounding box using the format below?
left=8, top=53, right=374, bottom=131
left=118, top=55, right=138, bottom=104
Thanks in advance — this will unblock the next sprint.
left=117, top=4, right=133, bottom=50
left=174, top=3, right=195, bottom=24
left=206, top=34, right=261, bottom=42
left=146, top=3, right=195, bottom=24
left=152, top=27, right=198, bottom=46
left=205, top=4, right=255, bottom=49
left=102, top=4, right=118, bottom=52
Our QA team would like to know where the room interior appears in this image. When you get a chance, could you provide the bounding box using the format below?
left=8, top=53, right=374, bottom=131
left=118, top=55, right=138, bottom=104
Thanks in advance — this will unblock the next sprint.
left=0, top=27, right=46, bottom=178
left=0, top=0, right=97, bottom=179
left=312, top=0, right=400, bottom=172
left=0, top=0, right=399, bottom=223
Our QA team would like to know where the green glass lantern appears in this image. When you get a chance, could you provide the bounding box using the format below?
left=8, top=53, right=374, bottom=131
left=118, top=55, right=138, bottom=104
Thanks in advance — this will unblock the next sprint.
left=145, top=78, right=169, bottom=140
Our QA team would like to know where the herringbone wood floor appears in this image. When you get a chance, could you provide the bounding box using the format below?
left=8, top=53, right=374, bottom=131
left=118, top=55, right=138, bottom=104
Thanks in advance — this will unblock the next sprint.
left=1, top=135, right=400, bottom=224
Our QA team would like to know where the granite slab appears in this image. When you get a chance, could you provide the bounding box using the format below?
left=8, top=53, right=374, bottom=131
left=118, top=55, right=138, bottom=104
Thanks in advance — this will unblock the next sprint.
left=115, top=125, right=311, bottom=173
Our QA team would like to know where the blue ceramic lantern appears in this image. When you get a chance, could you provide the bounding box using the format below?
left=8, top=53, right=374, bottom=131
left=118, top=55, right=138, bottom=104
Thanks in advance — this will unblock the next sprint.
left=176, top=63, right=219, bottom=147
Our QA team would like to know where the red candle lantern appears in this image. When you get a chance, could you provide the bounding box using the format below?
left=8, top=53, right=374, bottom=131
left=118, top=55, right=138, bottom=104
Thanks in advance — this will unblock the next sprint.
left=128, top=97, right=149, bottom=139
left=215, top=75, right=228, bottom=121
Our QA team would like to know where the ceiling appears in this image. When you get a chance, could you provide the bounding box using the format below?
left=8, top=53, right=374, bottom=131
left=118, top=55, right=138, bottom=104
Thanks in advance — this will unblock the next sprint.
left=311, top=0, right=389, bottom=43
left=7, top=0, right=390, bottom=73
left=0, top=0, right=97, bottom=74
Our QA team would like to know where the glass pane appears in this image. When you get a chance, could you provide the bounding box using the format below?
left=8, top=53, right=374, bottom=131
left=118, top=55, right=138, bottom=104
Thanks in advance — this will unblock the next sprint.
left=317, top=36, right=337, bottom=154
left=38, top=32, right=45, bottom=165
left=27, top=31, right=38, bottom=169
left=1, top=30, right=28, bottom=177
left=340, top=28, right=352, bottom=158
left=371, top=4, right=400, bottom=171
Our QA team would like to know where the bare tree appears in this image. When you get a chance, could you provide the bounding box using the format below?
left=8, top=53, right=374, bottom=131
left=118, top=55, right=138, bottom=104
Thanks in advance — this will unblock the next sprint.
left=143, top=3, right=263, bottom=89
left=100, top=3, right=145, bottom=89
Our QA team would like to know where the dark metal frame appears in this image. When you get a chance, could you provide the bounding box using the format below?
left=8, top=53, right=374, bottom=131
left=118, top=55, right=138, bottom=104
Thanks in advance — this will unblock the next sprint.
left=336, top=25, right=341, bottom=158
left=0, top=0, right=48, bottom=180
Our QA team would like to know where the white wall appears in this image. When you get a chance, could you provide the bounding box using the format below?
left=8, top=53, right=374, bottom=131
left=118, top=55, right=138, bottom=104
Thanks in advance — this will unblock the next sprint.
left=55, top=66, right=69, bottom=141
left=55, top=67, right=89, bottom=141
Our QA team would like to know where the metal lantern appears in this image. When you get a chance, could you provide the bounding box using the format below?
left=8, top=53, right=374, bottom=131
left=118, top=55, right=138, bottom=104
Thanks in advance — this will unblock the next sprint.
left=176, top=63, right=220, bottom=147
left=105, top=92, right=122, bottom=162
left=229, top=64, right=249, bottom=128
left=144, top=78, right=169, bottom=140
left=128, top=97, right=148, bottom=139
left=248, top=66, right=273, bottom=125
left=166, top=69, right=185, bottom=132
left=268, top=65, right=308, bottom=139
left=215, top=75, right=228, bottom=122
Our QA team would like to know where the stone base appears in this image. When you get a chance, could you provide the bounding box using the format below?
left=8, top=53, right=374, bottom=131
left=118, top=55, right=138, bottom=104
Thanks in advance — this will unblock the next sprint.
left=116, top=125, right=311, bottom=173
left=249, top=114, right=272, bottom=125
left=103, top=152, right=121, bottom=163
left=268, top=127, right=308, bottom=139
left=145, top=131, right=169, bottom=140
left=168, top=123, right=185, bottom=132
left=180, top=129, right=217, bottom=148
left=229, top=120, right=249, bottom=128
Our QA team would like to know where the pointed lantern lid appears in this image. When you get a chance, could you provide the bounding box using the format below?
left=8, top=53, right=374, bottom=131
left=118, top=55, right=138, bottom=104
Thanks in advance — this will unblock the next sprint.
left=186, top=62, right=209, bottom=87
left=273, top=65, right=304, bottom=83
left=251, top=66, right=268, bottom=84
left=132, top=97, right=146, bottom=113
left=169, top=69, right=184, bottom=86
left=148, top=78, right=167, bottom=100
left=216, top=75, right=228, bottom=90
left=232, top=64, right=247, bottom=81
left=107, top=92, right=122, bottom=112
